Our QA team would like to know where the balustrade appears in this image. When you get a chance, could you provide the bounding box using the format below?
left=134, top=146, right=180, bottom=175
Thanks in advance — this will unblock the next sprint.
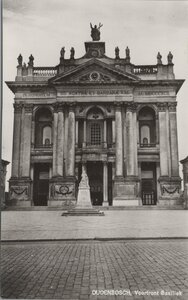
left=33, top=67, right=57, bottom=77
left=133, top=65, right=158, bottom=75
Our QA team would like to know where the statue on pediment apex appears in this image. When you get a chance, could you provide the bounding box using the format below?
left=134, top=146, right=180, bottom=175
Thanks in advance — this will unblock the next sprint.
left=90, top=23, right=103, bottom=41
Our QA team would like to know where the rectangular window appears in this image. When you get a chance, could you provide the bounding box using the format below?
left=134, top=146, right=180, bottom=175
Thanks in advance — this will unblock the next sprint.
left=90, top=123, right=101, bottom=145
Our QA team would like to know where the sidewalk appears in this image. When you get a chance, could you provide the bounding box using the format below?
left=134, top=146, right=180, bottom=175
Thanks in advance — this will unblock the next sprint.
left=2, top=210, right=188, bottom=241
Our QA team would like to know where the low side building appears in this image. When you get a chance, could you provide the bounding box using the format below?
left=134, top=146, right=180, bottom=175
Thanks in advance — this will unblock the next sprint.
left=6, top=27, right=184, bottom=207
left=0, top=160, right=10, bottom=209
left=180, top=156, right=188, bottom=208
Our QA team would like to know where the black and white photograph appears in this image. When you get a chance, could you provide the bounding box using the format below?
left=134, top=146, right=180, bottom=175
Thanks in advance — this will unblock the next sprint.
left=1, top=0, right=188, bottom=299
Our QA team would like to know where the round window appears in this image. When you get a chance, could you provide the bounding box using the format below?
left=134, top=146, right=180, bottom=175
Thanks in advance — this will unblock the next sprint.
left=90, top=72, right=100, bottom=81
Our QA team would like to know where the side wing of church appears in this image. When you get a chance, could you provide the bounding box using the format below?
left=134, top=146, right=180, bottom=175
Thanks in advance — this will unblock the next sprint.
left=6, top=27, right=184, bottom=207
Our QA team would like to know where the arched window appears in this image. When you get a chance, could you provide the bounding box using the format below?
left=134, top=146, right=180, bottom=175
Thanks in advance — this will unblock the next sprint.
left=90, top=123, right=102, bottom=145
left=43, top=126, right=52, bottom=145
left=138, top=107, right=156, bottom=147
left=86, top=107, right=104, bottom=146
left=141, top=125, right=150, bottom=144
left=35, top=108, right=52, bottom=147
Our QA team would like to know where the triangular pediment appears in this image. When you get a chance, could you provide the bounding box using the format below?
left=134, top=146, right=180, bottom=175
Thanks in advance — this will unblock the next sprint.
left=49, top=59, right=140, bottom=84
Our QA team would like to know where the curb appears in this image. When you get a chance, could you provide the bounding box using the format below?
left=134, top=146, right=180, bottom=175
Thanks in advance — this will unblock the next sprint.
left=1, top=237, right=188, bottom=243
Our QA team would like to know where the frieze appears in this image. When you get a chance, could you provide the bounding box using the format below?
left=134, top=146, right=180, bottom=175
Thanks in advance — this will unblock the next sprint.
left=161, top=185, right=180, bottom=195
left=51, top=183, right=75, bottom=198
left=10, top=186, right=28, bottom=200
left=22, top=92, right=55, bottom=98
left=137, top=91, right=169, bottom=96
left=58, top=89, right=132, bottom=96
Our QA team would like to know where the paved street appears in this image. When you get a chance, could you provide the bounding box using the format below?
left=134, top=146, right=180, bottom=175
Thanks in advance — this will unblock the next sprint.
left=1, top=240, right=188, bottom=300
left=2, top=210, right=188, bottom=240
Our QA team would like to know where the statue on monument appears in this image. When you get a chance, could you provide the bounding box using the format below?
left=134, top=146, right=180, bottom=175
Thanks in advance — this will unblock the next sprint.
left=90, top=23, right=103, bottom=41
left=80, top=165, right=89, bottom=188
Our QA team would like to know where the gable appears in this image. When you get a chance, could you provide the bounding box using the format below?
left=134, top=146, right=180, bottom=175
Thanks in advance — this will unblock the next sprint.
left=49, top=59, right=140, bottom=84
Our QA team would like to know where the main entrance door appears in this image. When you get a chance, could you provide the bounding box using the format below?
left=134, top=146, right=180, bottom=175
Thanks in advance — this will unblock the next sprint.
left=33, top=163, right=49, bottom=206
left=141, top=162, right=157, bottom=205
left=87, top=162, right=103, bottom=205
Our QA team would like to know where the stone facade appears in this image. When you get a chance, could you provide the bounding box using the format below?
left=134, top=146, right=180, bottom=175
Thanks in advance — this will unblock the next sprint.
left=180, top=156, right=188, bottom=208
left=6, top=28, right=184, bottom=207
left=0, top=160, right=10, bottom=209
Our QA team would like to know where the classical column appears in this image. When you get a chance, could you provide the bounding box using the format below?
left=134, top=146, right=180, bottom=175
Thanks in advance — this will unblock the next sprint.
left=52, top=104, right=58, bottom=177
left=83, top=119, right=86, bottom=147
left=112, top=120, right=115, bottom=145
left=75, top=120, right=78, bottom=147
left=115, top=104, right=123, bottom=177
left=169, top=103, right=179, bottom=177
left=103, top=161, right=108, bottom=206
left=21, top=104, right=33, bottom=177
left=103, top=119, right=107, bottom=148
left=158, top=103, right=169, bottom=177
left=56, top=104, right=64, bottom=177
left=126, top=103, right=137, bottom=176
left=67, top=104, right=75, bottom=177
left=11, top=103, right=22, bottom=178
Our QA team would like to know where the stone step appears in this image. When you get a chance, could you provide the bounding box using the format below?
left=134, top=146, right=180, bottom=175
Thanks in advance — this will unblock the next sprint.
left=62, top=208, right=104, bottom=216
left=4, top=204, right=184, bottom=211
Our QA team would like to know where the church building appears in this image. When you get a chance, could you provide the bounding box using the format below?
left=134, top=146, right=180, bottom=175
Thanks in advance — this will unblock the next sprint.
left=6, top=25, right=184, bottom=207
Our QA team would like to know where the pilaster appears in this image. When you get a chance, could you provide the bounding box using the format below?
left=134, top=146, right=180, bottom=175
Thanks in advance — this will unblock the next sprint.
left=21, top=104, right=33, bottom=177
left=11, top=103, right=22, bottom=178
left=103, top=161, right=108, bottom=206
left=56, top=103, right=64, bottom=176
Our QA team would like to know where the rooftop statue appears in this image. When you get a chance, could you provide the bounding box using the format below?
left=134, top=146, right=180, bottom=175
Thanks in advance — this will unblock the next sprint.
left=115, top=47, right=120, bottom=59
left=90, top=23, right=103, bottom=41
left=60, top=47, right=65, bottom=59
left=17, top=54, right=23, bottom=67
left=167, top=51, right=173, bottom=64
left=157, top=52, right=162, bottom=65
left=70, top=47, right=75, bottom=59
left=28, top=54, right=34, bottom=67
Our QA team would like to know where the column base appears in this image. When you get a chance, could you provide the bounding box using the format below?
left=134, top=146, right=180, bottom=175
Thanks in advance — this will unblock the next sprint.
left=49, top=176, right=76, bottom=208
left=158, top=176, right=183, bottom=206
left=113, top=176, right=140, bottom=206
left=8, top=177, right=32, bottom=207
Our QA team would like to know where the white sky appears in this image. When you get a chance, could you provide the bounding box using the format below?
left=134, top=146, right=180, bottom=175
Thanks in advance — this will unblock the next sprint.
left=2, top=0, right=188, bottom=187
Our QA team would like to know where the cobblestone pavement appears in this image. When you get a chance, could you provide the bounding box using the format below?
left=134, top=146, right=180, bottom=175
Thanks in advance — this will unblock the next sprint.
left=2, top=210, right=188, bottom=240
left=1, top=240, right=188, bottom=300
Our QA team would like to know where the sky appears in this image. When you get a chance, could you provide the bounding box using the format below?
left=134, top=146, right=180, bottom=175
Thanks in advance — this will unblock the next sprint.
left=2, top=0, right=188, bottom=188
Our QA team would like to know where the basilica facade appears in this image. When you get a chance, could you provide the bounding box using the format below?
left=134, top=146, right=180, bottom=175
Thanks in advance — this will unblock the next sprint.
left=7, top=28, right=184, bottom=207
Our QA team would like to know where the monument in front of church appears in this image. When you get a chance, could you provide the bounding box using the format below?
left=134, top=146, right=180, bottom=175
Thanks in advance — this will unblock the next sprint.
left=6, top=24, right=184, bottom=208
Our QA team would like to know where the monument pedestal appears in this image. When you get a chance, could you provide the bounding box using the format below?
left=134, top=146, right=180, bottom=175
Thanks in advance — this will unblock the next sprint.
left=62, top=167, right=104, bottom=216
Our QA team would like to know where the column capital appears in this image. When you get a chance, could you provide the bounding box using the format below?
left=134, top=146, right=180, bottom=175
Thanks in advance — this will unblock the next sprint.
left=13, top=103, right=23, bottom=113
left=157, top=102, right=168, bottom=112
left=168, top=102, right=177, bottom=112
left=53, top=103, right=65, bottom=113
left=126, top=102, right=137, bottom=112
left=24, top=104, right=33, bottom=113
left=114, top=102, right=123, bottom=111
left=68, top=102, right=76, bottom=112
